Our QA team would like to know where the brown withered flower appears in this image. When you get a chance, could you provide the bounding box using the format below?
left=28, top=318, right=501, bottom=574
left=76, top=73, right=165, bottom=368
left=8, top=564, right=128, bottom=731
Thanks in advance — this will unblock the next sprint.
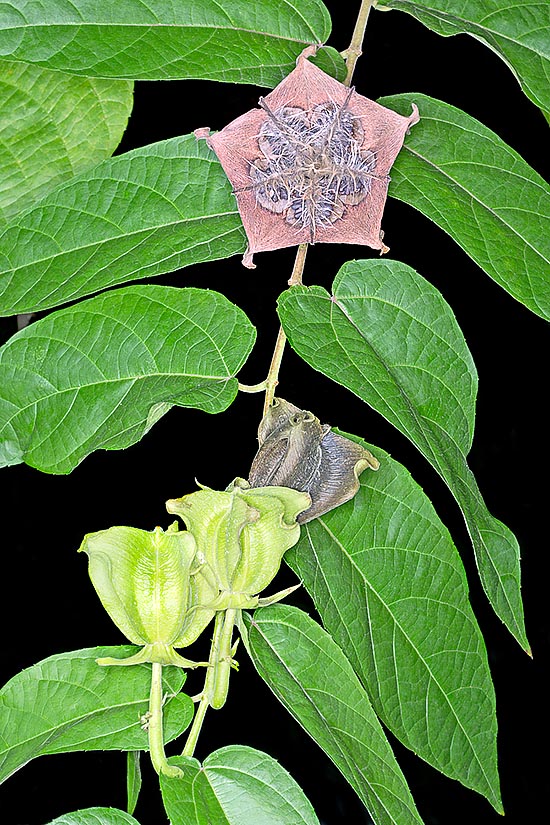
left=248, top=398, right=379, bottom=523
left=196, top=46, right=418, bottom=268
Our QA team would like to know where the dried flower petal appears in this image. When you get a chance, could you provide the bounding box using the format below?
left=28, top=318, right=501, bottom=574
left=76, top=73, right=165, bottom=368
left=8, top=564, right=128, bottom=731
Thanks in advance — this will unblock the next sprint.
left=197, top=47, right=418, bottom=267
left=249, top=398, right=379, bottom=522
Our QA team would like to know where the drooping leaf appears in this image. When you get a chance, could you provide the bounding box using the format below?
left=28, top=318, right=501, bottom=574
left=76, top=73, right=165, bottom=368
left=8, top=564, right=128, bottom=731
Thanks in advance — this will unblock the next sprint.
left=380, top=93, right=550, bottom=322
left=47, top=809, right=141, bottom=825
left=287, top=438, right=501, bottom=811
left=0, top=60, right=133, bottom=225
left=245, top=605, right=424, bottom=825
left=378, top=0, right=550, bottom=118
left=278, top=259, right=528, bottom=650
left=126, top=752, right=141, bottom=816
left=160, top=746, right=321, bottom=825
left=0, top=135, right=246, bottom=316
left=0, top=646, right=193, bottom=784
left=0, top=285, right=256, bottom=473
left=0, top=1, right=345, bottom=85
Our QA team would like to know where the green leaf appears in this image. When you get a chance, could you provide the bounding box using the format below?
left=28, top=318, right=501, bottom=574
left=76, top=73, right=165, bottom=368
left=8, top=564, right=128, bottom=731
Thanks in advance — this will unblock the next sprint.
left=0, top=60, right=132, bottom=225
left=0, top=646, right=193, bottom=784
left=160, top=746, right=321, bottom=825
left=380, top=93, right=550, bottom=322
left=246, top=605, right=424, bottom=825
left=0, top=285, right=256, bottom=473
left=287, top=438, right=501, bottom=811
left=378, top=1, right=550, bottom=118
left=277, top=259, right=528, bottom=650
left=47, top=809, right=141, bottom=825
left=0, top=135, right=246, bottom=316
left=48, top=810, right=141, bottom=825
left=0, top=1, right=345, bottom=85
left=126, top=752, right=142, bottom=816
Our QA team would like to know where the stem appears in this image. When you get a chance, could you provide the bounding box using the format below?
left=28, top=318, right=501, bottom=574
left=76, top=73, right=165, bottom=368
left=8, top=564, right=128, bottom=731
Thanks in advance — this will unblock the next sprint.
left=263, top=243, right=309, bottom=414
left=181, top=611, right=225, bottom=757
left=260, top=4, right=372, bottom=414
left=211, top=608, right=237, bottom=710
left=238, top=380, right=267, bottom=393
left=343, top=0, right=374, bottom=87
left=148, top=662, right=182, bottom=778
left=263, top=326, right=287, bottom=414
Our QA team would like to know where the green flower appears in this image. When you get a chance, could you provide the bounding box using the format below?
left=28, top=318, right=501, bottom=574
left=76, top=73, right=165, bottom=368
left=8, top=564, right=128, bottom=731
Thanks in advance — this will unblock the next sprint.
left=79, top=523, right=216, bottom=667
left=166, top=479, right=310, bottom=609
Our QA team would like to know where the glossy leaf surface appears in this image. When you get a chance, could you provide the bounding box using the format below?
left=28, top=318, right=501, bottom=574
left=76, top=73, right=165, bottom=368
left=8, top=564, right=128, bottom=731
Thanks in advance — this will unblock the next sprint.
left=0, top=1, right=345, bottom=85
left=382, top=93, right=550, bottom=322
left=0, top=135, right=246, bottom=316
left=379, top=1, right=550, bottom=118
left=0, top=285, right=256, bottom=472
left=287, top=438, right=501, bottom=811
left=0, top=646, right=192, bottom=784
left=160, top=745, right=320, bottom=825
left=278, top=259, right=527, bottom=650
left=246, top=605, right=424, bottom=825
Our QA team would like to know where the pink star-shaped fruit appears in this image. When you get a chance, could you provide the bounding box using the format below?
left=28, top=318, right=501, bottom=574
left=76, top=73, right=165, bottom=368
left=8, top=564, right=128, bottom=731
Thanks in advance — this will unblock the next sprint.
left=196, top=47, right=418, bottom=268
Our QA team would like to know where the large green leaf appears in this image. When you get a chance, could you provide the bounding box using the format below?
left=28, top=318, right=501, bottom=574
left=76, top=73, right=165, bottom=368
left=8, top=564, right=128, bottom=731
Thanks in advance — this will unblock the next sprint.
left=0, top=1, right=345, bottom=85
left=47, top=809, right=141, bottom=825
left=0, top=285, right=256, bottom=473
left=0, top=646, right=193, bottom=784
left=0, top=60, right=132, bottom=225
left=0, top=135, right=246, bottom=316
left=278, top=259, right=527, bottom=650
left=161, top=746, right=320, bottom=825
left=381, top=93, right=550, bottom=322
left=287, top=439, right=501, bottom=811
left=378, top=1, right=550, bottom=118
left=245, top=605, right=424, bottom=825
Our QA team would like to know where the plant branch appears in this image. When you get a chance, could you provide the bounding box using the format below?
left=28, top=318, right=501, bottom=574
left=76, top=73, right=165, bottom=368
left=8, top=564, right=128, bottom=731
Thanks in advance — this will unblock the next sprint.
left=260, top=5, right=372, bottom=415
left=342, top=0, right=374, bottom=87
left=148, top=662, right=182, bottom=778
left=181, top=610, right=225, bottom=757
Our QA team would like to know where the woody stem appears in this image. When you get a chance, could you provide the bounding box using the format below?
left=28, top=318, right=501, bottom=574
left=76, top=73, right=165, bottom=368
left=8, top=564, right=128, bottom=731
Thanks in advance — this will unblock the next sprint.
left=263, top=243, right=308, bottom=413
left=343, top=0, right=374, bottom=87
left=261, top=4, right=371, bottom=416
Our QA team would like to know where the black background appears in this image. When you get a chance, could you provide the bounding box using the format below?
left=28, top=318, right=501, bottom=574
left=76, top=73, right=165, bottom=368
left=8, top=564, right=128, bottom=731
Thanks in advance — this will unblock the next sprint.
left=1, top=3, right=548, bottom=824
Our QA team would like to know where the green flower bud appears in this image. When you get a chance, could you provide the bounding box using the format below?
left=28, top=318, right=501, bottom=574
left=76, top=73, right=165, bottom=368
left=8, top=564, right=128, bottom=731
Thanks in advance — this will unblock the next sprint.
left=166, top=480, right=310, bottom=607
left=79, top=524, right=217, bottom=667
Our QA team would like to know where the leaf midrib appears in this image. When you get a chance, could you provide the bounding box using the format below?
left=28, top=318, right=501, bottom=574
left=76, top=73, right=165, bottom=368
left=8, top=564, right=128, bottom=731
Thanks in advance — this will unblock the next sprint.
left=1, top=22, right=319, bottom=48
